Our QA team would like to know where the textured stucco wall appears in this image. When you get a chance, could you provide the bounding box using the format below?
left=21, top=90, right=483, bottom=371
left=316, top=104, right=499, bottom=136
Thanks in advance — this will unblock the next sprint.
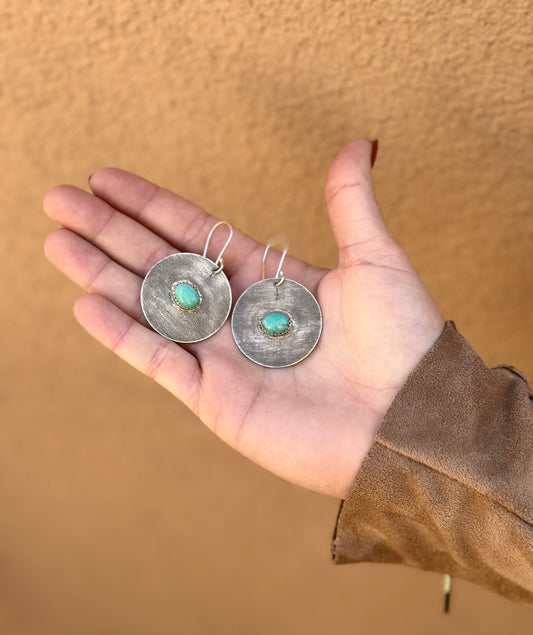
left=1, top=1, right=532, bottom=634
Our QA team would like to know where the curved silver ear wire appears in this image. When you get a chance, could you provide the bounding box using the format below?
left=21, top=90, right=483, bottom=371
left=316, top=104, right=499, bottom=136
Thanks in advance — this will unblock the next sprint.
left=262, top=240, right=288, bottom=287
left=203, top=221, right=233, bottom=273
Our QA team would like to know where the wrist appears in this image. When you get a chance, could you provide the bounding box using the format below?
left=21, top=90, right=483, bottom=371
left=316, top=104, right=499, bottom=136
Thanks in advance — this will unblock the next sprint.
left=335, top=318, right=447, bottom=499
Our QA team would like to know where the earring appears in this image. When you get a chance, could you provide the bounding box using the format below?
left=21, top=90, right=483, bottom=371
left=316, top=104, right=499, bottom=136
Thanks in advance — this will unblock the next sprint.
left=141, top=221, right=233, bottom=343
left=231, top=242, right=322, bottom=368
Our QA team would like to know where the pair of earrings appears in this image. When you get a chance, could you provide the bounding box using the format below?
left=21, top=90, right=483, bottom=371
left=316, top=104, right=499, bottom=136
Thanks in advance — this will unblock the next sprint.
left=140, top=222, right=322, bottom=368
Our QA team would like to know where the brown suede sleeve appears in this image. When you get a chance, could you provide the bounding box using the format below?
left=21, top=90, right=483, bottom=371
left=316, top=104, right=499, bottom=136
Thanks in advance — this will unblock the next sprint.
left=331, top=321, right=533, bottom=606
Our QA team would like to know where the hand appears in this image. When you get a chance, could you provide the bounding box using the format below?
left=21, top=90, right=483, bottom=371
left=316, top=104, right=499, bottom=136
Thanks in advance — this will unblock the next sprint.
left=43, top=139, right=444, bottom=499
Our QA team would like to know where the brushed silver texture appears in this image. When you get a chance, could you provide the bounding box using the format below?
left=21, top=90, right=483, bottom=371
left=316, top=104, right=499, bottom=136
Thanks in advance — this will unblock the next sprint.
left=141, top=253, right=231, bottom=343
left=231, top=278, right=322, bottom=368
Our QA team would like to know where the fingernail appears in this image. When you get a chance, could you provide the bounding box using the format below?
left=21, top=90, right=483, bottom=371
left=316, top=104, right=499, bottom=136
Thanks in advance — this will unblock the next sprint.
left=88, top=173, right=94, bottom=184
left=370, top=139, right=379, bottom=167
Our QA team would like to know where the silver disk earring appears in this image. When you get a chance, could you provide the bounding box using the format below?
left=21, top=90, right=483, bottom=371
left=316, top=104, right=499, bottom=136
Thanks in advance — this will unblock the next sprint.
left=141, top=221, right=233, bottom=343
left=231, top=243, right=322, bottom=368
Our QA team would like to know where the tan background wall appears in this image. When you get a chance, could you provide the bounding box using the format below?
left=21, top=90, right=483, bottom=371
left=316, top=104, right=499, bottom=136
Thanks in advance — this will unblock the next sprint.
left=1, top=1, right=532, bottom=633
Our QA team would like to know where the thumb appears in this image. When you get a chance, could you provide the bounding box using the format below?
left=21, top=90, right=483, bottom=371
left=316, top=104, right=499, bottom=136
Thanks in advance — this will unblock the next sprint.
left=325, top=139, right=393, bottom=266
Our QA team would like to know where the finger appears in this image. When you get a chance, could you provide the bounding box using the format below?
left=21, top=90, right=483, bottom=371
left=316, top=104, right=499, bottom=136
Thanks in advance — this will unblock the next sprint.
left=44, top=228, right=146, bottom=324
left=43, top=185, right=177, bottom=277
left=324, top=139, right=395, bottom=267
left=74, top=294, right=201, bottom=412
left=88, top=168, right=263, bottom=272
left=89, top=168, right=329, bottom=291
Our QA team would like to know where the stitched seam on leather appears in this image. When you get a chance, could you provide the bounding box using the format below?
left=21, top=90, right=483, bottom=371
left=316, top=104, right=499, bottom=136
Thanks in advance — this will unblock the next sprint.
left=374, top=438, right=533, bottom=527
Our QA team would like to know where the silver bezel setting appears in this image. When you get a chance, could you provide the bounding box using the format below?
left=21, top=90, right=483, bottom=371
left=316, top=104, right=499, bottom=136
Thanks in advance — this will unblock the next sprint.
left=258, top=311, right=293, bottom=338
left=170, top=280, right=202, bottom=312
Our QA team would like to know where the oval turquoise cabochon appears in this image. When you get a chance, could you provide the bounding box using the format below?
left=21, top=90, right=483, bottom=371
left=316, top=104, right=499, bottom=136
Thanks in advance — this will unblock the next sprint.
left=260, top=311, right=291, bottom=336
left=173, top=282, right=200, bottom=310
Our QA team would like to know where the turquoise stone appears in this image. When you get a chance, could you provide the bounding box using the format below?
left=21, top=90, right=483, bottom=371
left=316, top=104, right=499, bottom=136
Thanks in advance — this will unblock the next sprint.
left=261, top=311, right=291, bottom=336
left=173, top=282, right=200, bottom=310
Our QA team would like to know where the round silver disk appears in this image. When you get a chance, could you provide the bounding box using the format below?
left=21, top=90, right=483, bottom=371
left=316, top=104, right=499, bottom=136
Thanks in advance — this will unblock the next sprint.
left=141, top=253, right=231, bottom=343
left=231, top=278, right=322, bottom=368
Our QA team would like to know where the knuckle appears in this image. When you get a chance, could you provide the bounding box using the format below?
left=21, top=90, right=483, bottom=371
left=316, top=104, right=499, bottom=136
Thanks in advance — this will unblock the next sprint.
left=341, top=241, right=410, bottom=272
left=145, top=341, right=171, bottom=380
left=324, top=179, right=365, bottom=207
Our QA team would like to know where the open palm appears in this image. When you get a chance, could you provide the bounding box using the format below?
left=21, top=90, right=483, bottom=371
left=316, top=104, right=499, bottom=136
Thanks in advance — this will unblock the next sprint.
left=44, top=139, right=444, bottom=498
